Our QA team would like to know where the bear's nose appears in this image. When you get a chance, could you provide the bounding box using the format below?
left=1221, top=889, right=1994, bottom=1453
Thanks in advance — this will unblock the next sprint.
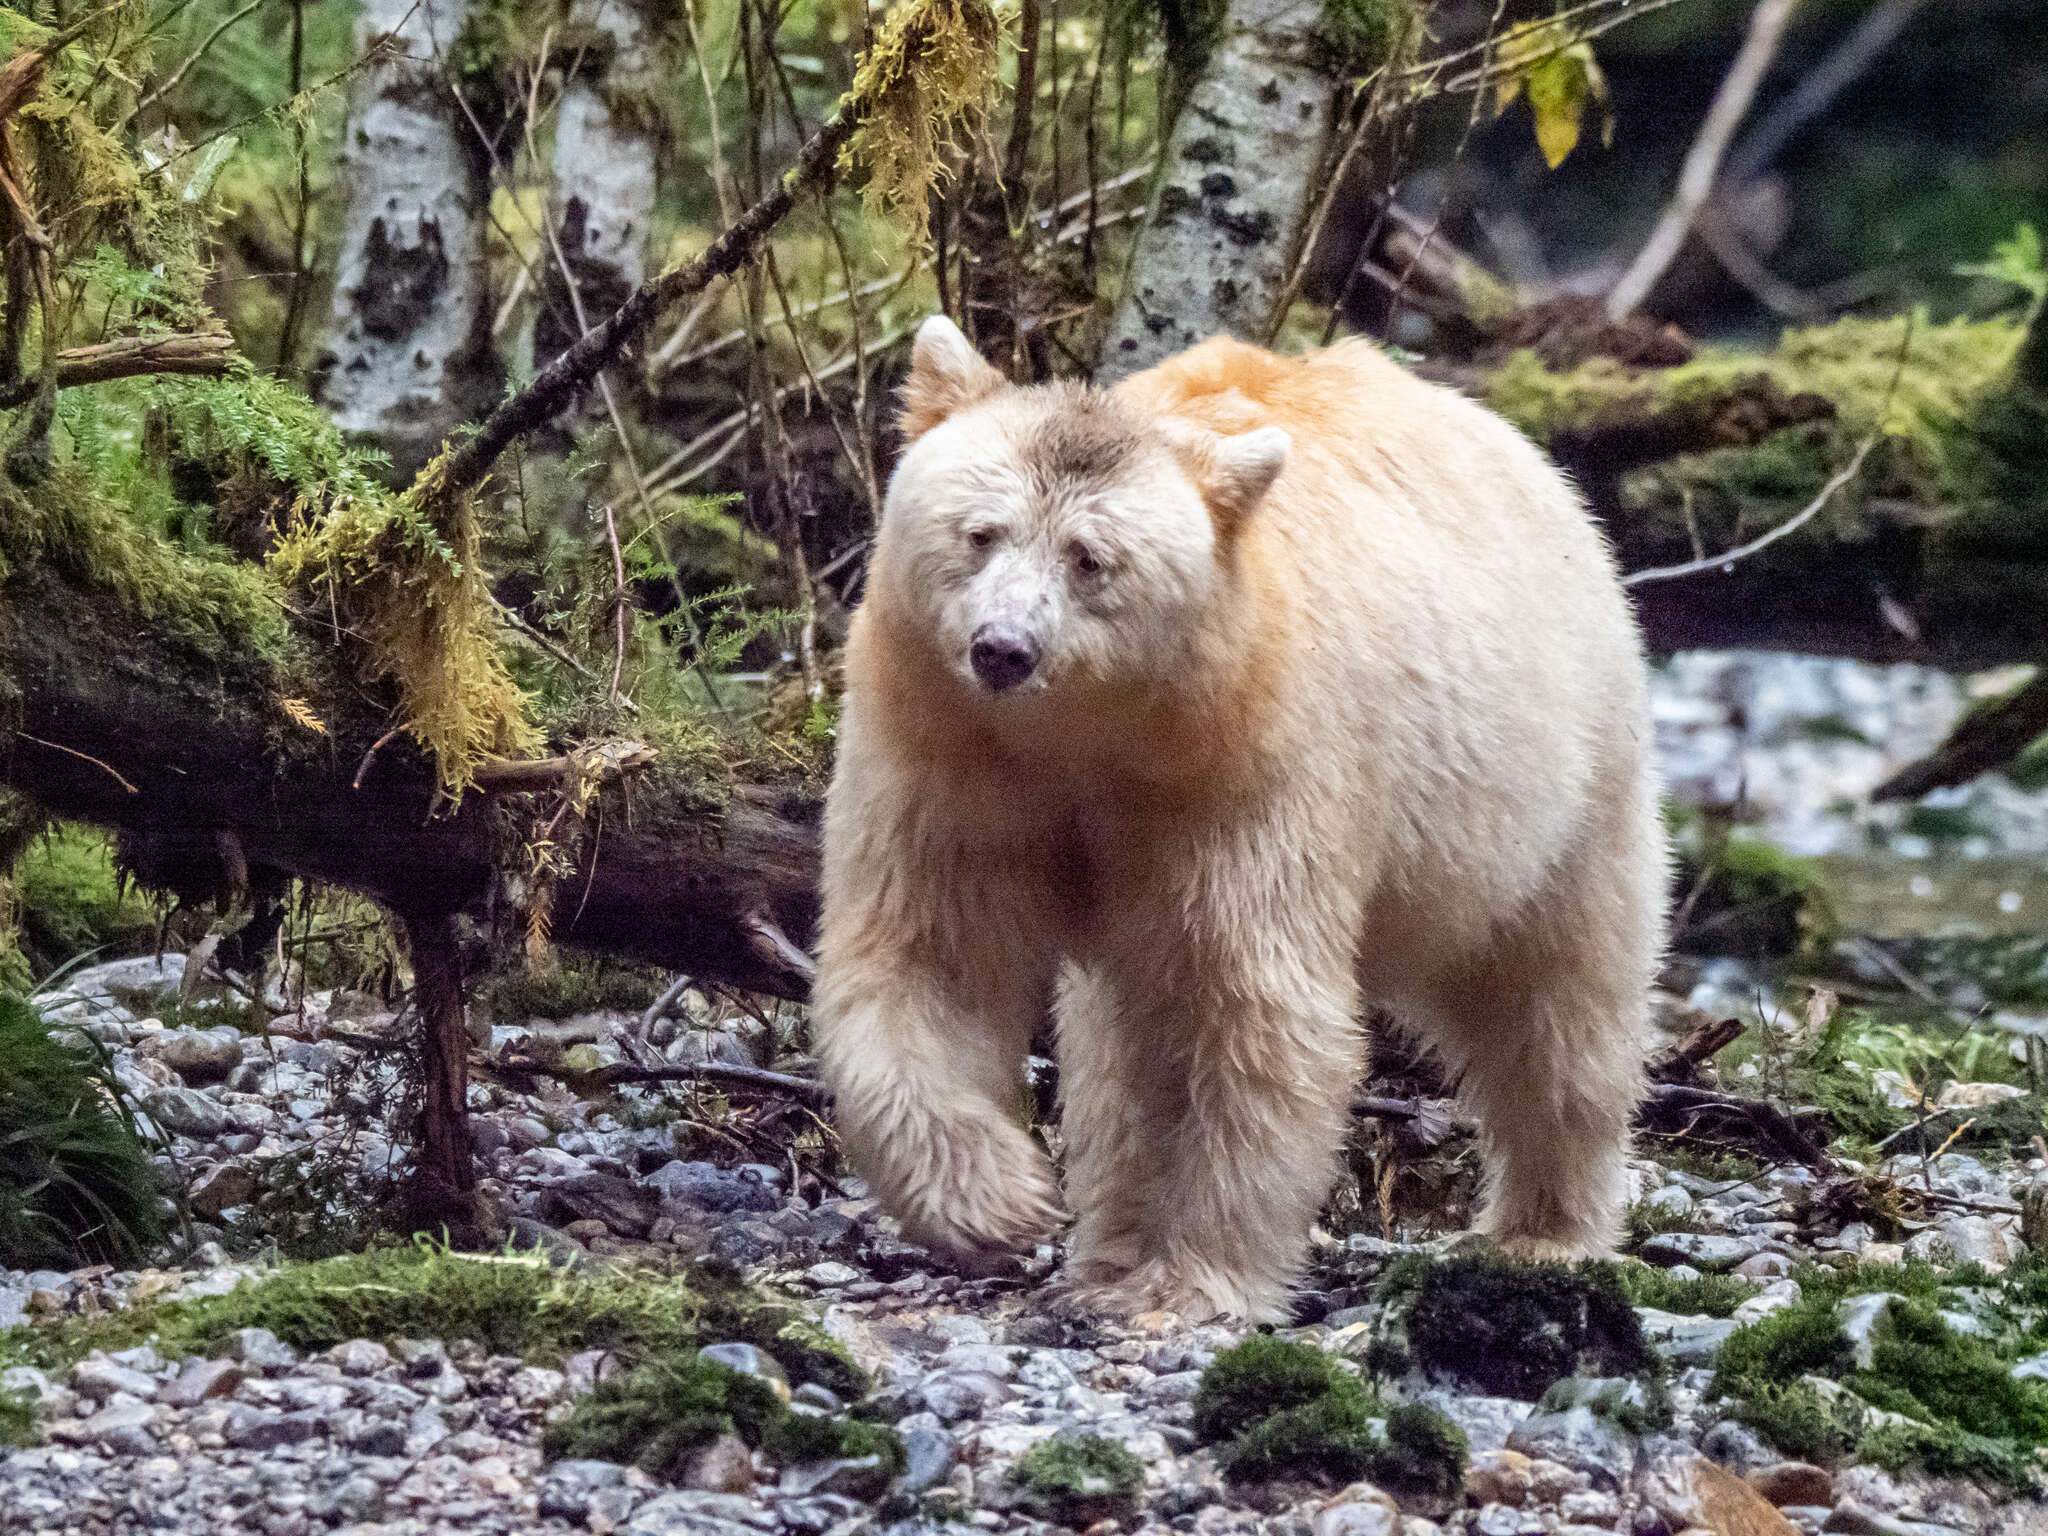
left=970, top=624, right=1040, bottom=692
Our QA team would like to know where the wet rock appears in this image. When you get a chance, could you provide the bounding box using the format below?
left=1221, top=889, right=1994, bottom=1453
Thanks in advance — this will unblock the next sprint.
left=157, top=1358, right=243, bottom=1407
left=69, top=1355, right=159, bottom=1402
left=1749, top=1462, right=1832, bottom=1508
left=188, top=1162, right=259, bottom=1219
left=1903, top=1214, right=2016, bottom=1270
left=1637, top=1444, right=1797, bottom=1533
left=1464, top=1449, right=1538, bottom=1507
left=1310, top=1482, right=1401, bottom=1536
left=1416, top=1392, right=1530, bottom=1455
left=326, top=1339, right=391, bottom=1376
left=223, top=1328, right=300, bottom=1373
left=646, top=1160, right=781, bottom=1215
left=682, top=1432, right=755, bottom=1493
left=141, top=1087, right=227, bottom=1139
left=223, top=1404, right=323, bottom=1450
left=1636, top=1233, right=1761, bottom=1271
left=896, top=1426, right=955, bottom=1494
left=1504, top=1405, right=1631, bottom=1490
left=626, top=1489, right=775, bottom=1536
left=1838, top=1294, right=1905, bottom=1368
left=508, top=1364, right=568, bottom=1407
left=1636, top=1308, right=1738, bottom=1365
left=1733, top=1278, right=1802, bottom=1323
left=1822, top=1500, right=1965, bottom=1536
left=146, top=1028, right=245, bottom=1087
left=698, top=1342, right=789, bottom=1399
left=919, top=1368, right=1013, bottom=1422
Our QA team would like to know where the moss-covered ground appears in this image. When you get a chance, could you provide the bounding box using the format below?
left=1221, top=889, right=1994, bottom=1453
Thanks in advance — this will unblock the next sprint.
left=0, top=1239, right=863, bottom=1399
left=1708, top=1256, right=2048, bottom=1486
left=542, top=1351, right=901, bottom=1486
left=1191, top=1334, right=1468, bottom=1492
left=1006, top=1433, right=1146, bottom=1523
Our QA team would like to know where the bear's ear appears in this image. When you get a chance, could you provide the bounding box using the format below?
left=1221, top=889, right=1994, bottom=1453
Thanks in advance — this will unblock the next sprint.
left=1158, top=421, right=1290, bottom=534
left=899, top=314, right=1005, bottom=441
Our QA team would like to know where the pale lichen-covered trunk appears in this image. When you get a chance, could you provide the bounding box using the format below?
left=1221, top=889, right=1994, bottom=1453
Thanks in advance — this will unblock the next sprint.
left=1098, top=0, right=1337, bottom=381
left=533, top=0, right=660, bottom=368
left=313, top=0, right=496, bottom=479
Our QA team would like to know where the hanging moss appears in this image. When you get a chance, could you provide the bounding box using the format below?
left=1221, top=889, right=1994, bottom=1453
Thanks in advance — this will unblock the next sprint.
left=841, top=0, right=1005, bottom=247
left=274, top=452, right=538, bottom=797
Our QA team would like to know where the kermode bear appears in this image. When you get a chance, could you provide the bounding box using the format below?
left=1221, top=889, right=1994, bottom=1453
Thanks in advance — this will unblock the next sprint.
left=813, top=315, right=1667, bottom=1323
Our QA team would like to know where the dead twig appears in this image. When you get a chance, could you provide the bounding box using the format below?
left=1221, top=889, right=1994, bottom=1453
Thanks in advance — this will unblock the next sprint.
left=1606, top=0, right=1802, bottom=322
left=0, top=332, right=237, bottom=410
left=14, top=731, right=139, bottom=794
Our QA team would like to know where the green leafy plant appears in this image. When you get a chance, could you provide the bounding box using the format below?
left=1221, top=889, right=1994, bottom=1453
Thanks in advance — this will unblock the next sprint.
left=0, top=992, right=167, bottom=1268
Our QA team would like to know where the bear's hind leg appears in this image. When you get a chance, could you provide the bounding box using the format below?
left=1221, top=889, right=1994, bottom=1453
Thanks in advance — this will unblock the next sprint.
left=1415, top=788, right=1662, bottom=1257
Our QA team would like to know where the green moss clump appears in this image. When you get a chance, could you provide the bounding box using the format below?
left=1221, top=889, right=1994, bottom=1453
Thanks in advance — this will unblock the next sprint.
left=1314, top=0, right=1428, bottom=77
left=1192, top=1334, right=1359, bottom=1443
left=761, top=1411, right=905, bottom=1472
left=1615, top=1263, right=1752, bottom=1319
left=542, top=1354, right=784, bottom=1478
left=12, top=825, right=159, bottom=972
left=1734, top=1381, right=1860, bottom=1463
left=0, top=993, right=166, bottom=1269
left=1670, top=827, right=1834, bottom=958
left=1858, top=1417, right=2039, bottom=1487
left=0, top=1241, right=862, bottom=1398
left=0, top=1387, right=37, bottom=1448
left=476, top=954, right=669, bottom=1021
left=1394, top=1252, right=1652, bottom=1400
left=1368, top=1402, right=1468, bottom=1500
left=1485, top=312, right=2033, bottom=540
left=1190, top=1336, right=1467, bottom=1491
left=1223, top=1389, right=1383, bottom=1483
left=1709, top=1283, right=2048, bottom=1482
left=1711, top=1295, right=1855, bottom=1404
left=1008, top=1433, right=1146, bottom=1523
left=1852, top=1299, right=2048, bottom=1443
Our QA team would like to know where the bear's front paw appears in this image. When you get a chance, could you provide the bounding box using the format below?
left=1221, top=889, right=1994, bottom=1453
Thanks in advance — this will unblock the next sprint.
left=881, top=1116, right=1066, bottom=1269
left=1065, top=1257, right=1290, bottom=1327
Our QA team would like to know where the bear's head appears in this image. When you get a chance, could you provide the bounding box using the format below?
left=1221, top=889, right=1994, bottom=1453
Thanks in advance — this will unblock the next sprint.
left=871, top=314, right=1289, bottom=706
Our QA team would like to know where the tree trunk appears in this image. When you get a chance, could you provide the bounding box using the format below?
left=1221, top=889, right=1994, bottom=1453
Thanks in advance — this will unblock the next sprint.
left=532, top=0, right=660, bottom=370
left=1098, top=0, right=1337, bottom=381
left=311, top=0, right=498, bottom=480
left=401, top=911, right=480, bottom=1240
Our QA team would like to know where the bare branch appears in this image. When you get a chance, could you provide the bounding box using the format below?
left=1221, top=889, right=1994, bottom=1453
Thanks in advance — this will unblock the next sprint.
left=1606, top=0, right=1802, bottom=321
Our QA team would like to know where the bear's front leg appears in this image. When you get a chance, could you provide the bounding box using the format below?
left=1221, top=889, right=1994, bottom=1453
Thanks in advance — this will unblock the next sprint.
left=812, top=773, right=1067, bottom=1271
left=1071, top=827, right=1368, bottom=1324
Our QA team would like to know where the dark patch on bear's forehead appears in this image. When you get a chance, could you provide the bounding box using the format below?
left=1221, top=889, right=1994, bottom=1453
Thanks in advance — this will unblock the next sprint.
left=1023, top=383, right=1146, bottom=493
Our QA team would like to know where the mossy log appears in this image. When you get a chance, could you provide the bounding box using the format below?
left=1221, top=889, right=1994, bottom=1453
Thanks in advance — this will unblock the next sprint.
left=1453, top=305, right=2048, bottom=671
left=0, top=563, right=822, bottom=1002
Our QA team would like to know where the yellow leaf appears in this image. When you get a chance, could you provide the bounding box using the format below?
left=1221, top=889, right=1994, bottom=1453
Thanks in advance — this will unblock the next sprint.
left=1524, top=41, right=1610, bottom=169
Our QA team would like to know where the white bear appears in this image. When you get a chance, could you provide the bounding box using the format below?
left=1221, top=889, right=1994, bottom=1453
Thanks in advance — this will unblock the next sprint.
left=811, top=316, right=1668, bottom=1322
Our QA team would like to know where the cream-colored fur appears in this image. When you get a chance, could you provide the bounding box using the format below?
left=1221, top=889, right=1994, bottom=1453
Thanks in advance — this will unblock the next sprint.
left=812, top=316, right=1668, bottom=1324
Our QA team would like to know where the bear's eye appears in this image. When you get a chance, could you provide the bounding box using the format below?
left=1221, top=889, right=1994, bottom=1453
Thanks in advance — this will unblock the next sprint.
left=966, top=526, right=995, bottom=550
left=1070, top=542, right=1104, bottom=577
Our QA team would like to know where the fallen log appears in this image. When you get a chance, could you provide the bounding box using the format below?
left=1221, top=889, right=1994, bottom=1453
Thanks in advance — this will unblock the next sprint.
left=1, top=563, right=823, bottom=1002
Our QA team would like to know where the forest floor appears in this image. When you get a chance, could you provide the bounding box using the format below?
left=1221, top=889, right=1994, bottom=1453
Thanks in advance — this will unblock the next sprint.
left=5, top=652, right=2048, bottom=1536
